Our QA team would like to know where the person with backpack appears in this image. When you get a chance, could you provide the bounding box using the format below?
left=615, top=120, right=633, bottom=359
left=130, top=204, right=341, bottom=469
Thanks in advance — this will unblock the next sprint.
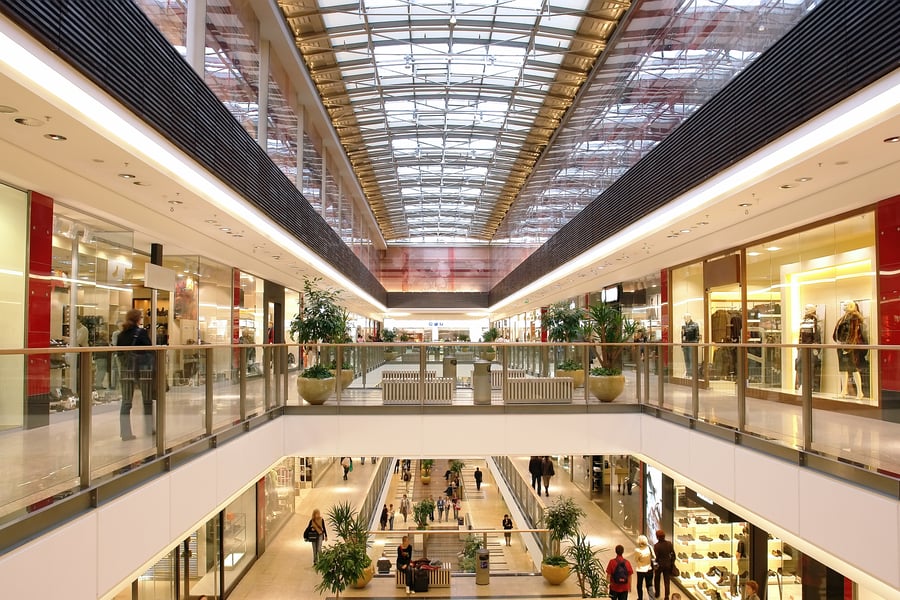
left=606, top=544, right=634, bottom=599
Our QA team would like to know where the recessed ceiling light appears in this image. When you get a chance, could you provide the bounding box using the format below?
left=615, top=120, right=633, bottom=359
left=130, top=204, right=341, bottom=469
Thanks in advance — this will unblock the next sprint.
left=133, top=181, right=150, bottom=186
left=696, top=221, right=709, bottom=226
left=794, top=177, right=812, bottom=182
left=14, top=117, right=44, bottom=127
left=835, top=160, right=849, bottom=165
left=232, top=233, right=243, bottom=238
left=0, top=105, right=18, bottom=113
left=747, top=251, right=762, bottom=257
left=883, top=136, right=900, bottom=143
left=779, top=184, right=795, bottom=189
left=766, top=246, right=780, bottom=252
left=738, top=202, right=752, bottom=207
left=219, top=227, right=231, bottom=232
left=168, top=200, right=183, bottom=205
left=118, top=173, right=136, bottom=179
left=680, top=229, right=691, bottom=234
left=43, top=133, right=67, bottom=141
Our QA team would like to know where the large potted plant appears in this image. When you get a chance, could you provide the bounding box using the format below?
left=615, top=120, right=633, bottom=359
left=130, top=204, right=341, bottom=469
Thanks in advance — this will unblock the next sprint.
left=546, top=302, right=586, bottom=388
left=565, top=532, right=610, bottom=598
left=481, top=327, right=500, bottom=361
left=382, top=327, right=398, bottom=361
left=587, top=302, right=637, bottom=402
left=420, top=458, right=434, bottom=485
left=329, top=309, right=355, bottom=390
left=315, top=501, right=373, bottom=596
left=413, top=497, right=436, bottom=530
left=541, top=496, right=585, bottom=585
left=290, top=277, right=345, bottom=404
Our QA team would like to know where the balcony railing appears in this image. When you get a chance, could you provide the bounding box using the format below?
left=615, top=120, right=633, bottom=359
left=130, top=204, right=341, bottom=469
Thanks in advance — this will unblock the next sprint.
left=0, top=340, right=897, bottom=555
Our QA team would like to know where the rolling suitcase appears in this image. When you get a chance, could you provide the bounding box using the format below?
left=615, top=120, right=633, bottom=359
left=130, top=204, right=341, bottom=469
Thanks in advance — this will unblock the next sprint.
left=413, top=567, right=429, bottom=592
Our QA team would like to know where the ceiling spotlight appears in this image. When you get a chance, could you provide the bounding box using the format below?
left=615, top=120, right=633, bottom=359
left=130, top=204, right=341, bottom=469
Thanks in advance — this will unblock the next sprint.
left=133, top=181, right=150, bottom=186
left=680, top=228, right=691, bottom=234
left=795, top=177, right=812, bottom=182
left=43, top=133, right=67, bottom=141
left=835, top=160, right=849, bottom=165
left=168, top=200, right=183, bottom=205
left=118, top=173, right=136, bottom=179
left=766, top=246, right=780, bottom=252
left=738, top=202, right=752, bottom=207
left=232, top=233, right=243, bottom=238
left=883, top=136, right=900, bottom=143
left=219, top=227, right=231, bottom=232
left=747, top=251, right=762, bottom=257
left=779, top=184, right=795, bottom=189
left=14, top=117, right=44, bottom=127
left=205, top=219, right=217, bottom=224
left=449, top=14, right=457, bottom=25
left=696, top=220, right=709, bottom=226
left=0, top=105, right=18, bottom=113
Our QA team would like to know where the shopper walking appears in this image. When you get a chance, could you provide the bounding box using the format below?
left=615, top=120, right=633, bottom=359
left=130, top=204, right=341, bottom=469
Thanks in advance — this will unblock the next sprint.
left=502, top=514, right=513, bottom=546
left=400, top=494, right=410, bottom=523
left=341, top=456, right=352, bottom=480
left=388, top=503, right=396, bottom=530
left=528, top=456, right=543, bottom=494
left=305, top=508, right=328, bottom=565
left=653, top=529, right=675, bottom=600
left=116, top=309, right=153, bottom=441
left=436, top=496, right=446, bottom=522
left=380, top=504, right=389, bottom=530
left=474, top=467, right=483, bottom=490
left=633, top=535, right=654, bottom=600
left=606, top=544, right=634, bottom=600
left=397, top=535, right=414, bottom=595
left=541, top=456, right=555, bottom=497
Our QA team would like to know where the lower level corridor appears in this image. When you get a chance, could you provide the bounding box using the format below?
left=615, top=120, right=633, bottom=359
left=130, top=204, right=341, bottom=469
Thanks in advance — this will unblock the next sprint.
left=227, top=455, right=638, bottom=599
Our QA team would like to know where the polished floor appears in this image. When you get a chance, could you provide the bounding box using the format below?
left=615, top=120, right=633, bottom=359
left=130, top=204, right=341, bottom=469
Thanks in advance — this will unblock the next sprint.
left=228, top=455, right=640, bottom=599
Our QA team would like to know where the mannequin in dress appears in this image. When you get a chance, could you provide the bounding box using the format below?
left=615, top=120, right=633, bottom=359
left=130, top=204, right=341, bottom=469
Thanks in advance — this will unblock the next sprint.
left=681, top=314, right=700, bottom=378
left=795, top=304, right=822, bottom=391
left=832, top=301, right=865, bottom=399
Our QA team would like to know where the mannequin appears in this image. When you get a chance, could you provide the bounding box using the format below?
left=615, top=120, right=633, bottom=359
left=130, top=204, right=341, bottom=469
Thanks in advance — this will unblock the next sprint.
left=832, top=301, right=866, bottom=399
left=681, top=314, right=700, bottom=378
left=795, top=304, right=821, bottom=391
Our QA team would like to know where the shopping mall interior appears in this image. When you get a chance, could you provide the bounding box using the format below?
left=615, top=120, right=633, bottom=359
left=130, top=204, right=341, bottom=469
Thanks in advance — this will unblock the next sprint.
left=0, top=1, right=898, bottom=599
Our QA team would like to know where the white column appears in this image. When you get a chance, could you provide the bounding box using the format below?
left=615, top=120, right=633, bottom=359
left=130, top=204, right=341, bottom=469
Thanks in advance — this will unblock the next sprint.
left=257, top=38, right=270, bottom=149
left=186, top=0, right=207, bottom=77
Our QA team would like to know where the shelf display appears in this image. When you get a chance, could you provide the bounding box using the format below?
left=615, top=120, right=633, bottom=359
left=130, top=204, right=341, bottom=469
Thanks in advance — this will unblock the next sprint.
left=223, top=512, right=246, bottom=569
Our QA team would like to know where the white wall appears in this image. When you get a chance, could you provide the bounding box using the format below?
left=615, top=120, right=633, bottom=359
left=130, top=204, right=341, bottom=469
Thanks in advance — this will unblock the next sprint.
left=0, top=184, right=27, bottom=428
left=1, top=412, right=897, bottom=599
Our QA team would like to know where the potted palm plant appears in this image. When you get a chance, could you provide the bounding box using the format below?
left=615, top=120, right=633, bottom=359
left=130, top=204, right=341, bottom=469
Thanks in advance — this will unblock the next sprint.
left=290, top=277, right=346, bottom=404
left=545, top=302, right=586, bottom=388
left=449, top=459, right=465, bottom=482
left=481, top=327, right=500, bottom=361
left=587, top=302, right=637, bottom=402
left=541, top=496, right=585, bottom=585
left=329, top=309, right=355, bottom=389
left=413, top=497, right=436, bottom=530
left=565, top=532, right=610, bottom=598
left=382, top=327, right=398, bottom=361
left=420, top=458, right=434, bottom=485
left=315, top=501, right=373, bottom=596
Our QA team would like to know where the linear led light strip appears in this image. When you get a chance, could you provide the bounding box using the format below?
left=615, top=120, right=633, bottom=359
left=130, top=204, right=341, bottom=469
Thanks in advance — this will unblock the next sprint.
left=0, top=18, right=387, bottom=314
left=491, top=67, right=900, bottom=314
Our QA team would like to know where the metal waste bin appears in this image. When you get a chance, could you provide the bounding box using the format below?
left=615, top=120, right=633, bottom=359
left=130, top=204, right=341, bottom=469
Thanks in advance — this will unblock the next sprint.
left=473, top=360, right=491, bottom=404
left=475, top=547, right=490, bottom=585
left=443, top=356, right=457, bottom=381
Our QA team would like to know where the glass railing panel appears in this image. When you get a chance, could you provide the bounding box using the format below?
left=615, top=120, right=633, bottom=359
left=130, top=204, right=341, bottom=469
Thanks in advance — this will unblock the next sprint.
left=91, top=347, right=157, bottom=480
left=664, top=345, right=691, bottom=415
left=700, top=343, right=739, bottom=429
left=243, top=345, right=265, bottom=418
left=0, top=350, right=78, bottom=522
left=211, top=346, right=241, bottom=431
left=165, top=347, right=206, bottom=448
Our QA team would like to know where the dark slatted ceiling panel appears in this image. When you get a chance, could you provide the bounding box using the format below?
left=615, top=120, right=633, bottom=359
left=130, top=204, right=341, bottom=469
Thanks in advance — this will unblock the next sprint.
left=490, top=0, right=900, bottom=305
left=386, top=292, right=490, bottom=310
left=1, top=0, right=387, bottom=305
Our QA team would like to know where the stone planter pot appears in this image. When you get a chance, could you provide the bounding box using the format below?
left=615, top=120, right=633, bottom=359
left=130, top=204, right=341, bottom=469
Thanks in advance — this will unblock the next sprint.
left=482, top=351, right=496, bottom=362
left=297, top=376, right=335, bottom=405
left=588, top=374, right=625, bottom=402
left=330, top=368, right=354, bottom=390
left=384, top=350, right=398, bottom=362
left=421, top=470, right=431, bottom=485
left=556, top=368, right=584, bottom=388
left=541, top=562, right=572, bottom=585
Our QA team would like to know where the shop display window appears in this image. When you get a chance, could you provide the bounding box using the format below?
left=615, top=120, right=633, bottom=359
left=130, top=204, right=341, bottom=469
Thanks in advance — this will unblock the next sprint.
left=671, top=262, right=704, bottom=380
left=673, top=485, right=748, bottom=600
left=1, top=184, right=27, bottom=429
left=264, top=458, right=296, bottom=539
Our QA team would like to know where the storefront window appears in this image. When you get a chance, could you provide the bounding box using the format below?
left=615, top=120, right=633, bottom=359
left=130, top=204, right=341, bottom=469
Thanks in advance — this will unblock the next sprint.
left=1, top=183, right=27, bottom=430
left=671, top=262, right=704, bottom=381
left=264, top=458, right=296, bottom=540
left=746, top=213, right=876, bottom=404
left=222, top=486, right=257, bottom=586
left=237, top=271, right=264, bottom=372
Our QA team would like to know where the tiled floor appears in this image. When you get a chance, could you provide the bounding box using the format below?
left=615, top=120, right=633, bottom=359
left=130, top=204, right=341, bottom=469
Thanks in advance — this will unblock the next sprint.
left=229, top=455, right=641, bottom=599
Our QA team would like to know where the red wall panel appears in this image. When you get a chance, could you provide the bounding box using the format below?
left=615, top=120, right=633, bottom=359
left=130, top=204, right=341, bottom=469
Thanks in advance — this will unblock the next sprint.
left=876, top=195, right=900, bottom=393
left=27, top=192, right=53, bottom=397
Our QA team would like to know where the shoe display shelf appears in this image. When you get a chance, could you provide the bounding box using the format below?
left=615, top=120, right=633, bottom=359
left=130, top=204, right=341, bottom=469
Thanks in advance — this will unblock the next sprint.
left=674, top=510, right=746, bottom=600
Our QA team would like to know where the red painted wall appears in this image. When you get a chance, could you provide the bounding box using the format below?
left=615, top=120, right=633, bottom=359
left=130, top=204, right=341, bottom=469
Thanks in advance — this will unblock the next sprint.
left=27, top=192, right=53, bottom=396
left=876, top=195, right=900, bottom=393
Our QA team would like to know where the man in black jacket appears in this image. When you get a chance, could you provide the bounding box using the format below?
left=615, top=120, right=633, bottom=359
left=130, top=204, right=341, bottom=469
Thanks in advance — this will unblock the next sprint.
left=653, top=529, right=675, bottom=600
left=528, top=456, right=543, bottom=494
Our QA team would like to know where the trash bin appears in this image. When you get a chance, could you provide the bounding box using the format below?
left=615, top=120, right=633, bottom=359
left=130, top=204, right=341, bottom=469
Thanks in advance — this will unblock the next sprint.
left=473, top=360, right=491, bottom=404
left=475, top=547, right=490, bottom=585
left=443, top=356, right=457, bottom=381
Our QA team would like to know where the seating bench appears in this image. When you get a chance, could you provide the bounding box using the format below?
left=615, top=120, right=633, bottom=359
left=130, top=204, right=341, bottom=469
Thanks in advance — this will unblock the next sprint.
left=395, top=566, right=452, bottom=588
left=382, top=378, right=455, bottom=405
left=505, top=376, right=573, bottom=403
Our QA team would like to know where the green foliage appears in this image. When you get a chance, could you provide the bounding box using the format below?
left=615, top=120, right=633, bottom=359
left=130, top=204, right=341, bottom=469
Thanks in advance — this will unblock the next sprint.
left=565, top=532, right=609, bottom=598
left=458, top=535, right=481, bottom=572
left=457, top=332, right=470, bottom=342
left=381, top=328, right=397, bottom=343
left=448, top=459, right=465, bottom=476
left=413, top=498, right=435, bottom=530
left=589, top=366, right=620, bottom=377
left=289, top=278, right=346, bottom=367
left=327, top=359, right=353, bottom=370
left=420, top=458, right=434, bottom=473
left=398, top=331, right=411, bottom=342
left=301, top=363, right=334, bottom=379
left=544, top=497, right=585, bottom=557
left=542, top=554, right=570, bottom=567
left=556, top=358, right=583, bottom=371
left=587, top=302, right=638, bottom=375
left=482, top=327, right=500, bottom=343
left=314, top=501, right=372, bottom=598
left=545, top=302, right=586, bottom=343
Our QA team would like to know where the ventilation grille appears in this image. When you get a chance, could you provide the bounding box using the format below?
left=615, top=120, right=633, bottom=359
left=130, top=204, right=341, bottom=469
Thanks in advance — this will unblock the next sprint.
left=490, top=0, right=900, bottom=304
left=1, top=0, right=387, bottom=305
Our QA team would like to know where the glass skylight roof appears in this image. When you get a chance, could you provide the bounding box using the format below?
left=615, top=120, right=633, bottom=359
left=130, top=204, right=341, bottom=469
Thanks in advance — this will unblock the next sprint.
left=279, top=0, right=819, bottom=246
